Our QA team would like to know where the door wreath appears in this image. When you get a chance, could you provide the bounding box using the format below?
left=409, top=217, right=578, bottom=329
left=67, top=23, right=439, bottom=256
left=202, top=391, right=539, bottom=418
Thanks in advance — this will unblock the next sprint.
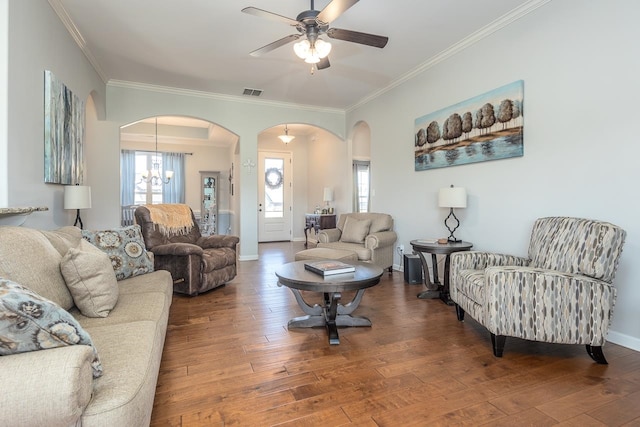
left=265, top=167, right=283, bottom=189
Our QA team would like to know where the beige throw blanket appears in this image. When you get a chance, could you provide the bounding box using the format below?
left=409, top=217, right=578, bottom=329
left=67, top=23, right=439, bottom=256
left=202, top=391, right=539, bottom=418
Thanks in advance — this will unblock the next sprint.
left=144, top=204, right=194, bottom=236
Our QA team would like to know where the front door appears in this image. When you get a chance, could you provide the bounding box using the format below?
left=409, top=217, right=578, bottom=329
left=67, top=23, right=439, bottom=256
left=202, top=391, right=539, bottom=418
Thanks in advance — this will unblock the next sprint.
left=258, top=151, right=292, bottom=242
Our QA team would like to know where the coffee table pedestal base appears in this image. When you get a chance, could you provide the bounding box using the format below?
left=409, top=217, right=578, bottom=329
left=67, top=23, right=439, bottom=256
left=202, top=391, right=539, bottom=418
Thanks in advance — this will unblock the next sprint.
left=286, top=288, right=371, bottom=345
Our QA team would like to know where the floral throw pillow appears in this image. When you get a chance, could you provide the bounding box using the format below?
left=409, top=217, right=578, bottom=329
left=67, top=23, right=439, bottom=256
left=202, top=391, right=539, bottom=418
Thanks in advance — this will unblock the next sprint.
left=82, top=225, right=154, bottom=281
left=0, top=278, right=103, bottom=378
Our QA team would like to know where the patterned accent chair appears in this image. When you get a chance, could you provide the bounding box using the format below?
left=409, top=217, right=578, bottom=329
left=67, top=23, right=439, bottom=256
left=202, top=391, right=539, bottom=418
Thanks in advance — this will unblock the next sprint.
left=450, top=217, right=626, bottom=364
left=135, top=205, right=239, bottom=296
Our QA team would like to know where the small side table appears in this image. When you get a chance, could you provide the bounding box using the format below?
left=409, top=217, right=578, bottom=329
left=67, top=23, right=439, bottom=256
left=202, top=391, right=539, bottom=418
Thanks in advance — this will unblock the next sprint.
left=304, top=213, right=336, bottom=247
left=410, top=240, right=473, bottom=305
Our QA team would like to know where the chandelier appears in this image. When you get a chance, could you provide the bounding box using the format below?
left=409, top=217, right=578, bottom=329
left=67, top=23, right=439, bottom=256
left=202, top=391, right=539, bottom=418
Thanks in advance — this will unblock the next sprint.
left=278, top=124, right=295, bottom=144
left=141, top=118, right=173, bottom=185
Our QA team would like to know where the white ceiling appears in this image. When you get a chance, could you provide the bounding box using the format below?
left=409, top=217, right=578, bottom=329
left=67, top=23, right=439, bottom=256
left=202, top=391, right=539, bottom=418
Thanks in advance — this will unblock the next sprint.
left=51, top=0, right=541, bottom=111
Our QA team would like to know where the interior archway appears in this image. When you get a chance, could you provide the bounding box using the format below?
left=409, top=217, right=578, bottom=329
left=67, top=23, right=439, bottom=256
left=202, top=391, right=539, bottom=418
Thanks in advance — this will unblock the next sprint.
left=119, top=116, right=238, bottom=234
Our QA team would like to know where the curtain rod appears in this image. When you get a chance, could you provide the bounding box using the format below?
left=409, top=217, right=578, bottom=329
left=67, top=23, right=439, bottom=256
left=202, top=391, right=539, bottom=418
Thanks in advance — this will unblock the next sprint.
left=125, top=149, right=193, bottom=155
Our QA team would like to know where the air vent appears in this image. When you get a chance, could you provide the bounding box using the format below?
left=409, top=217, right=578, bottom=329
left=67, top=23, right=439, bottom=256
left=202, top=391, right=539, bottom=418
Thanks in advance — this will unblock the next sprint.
left=242, top=88, right=263, bottom=97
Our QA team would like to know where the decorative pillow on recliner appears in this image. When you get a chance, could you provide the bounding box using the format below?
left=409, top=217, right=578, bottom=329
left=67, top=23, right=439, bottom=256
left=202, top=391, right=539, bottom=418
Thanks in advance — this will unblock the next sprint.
left=61, top=239, right=119, bottom=318
left=82, top=225, right=154, bottom=281
left=0, top=278, right=103, bottom=378
left=340, top=217, right=372, bottom=244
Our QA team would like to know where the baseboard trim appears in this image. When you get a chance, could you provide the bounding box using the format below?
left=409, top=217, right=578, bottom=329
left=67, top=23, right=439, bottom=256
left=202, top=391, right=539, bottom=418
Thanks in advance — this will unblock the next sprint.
left=607, top=330, right=640, bottom=352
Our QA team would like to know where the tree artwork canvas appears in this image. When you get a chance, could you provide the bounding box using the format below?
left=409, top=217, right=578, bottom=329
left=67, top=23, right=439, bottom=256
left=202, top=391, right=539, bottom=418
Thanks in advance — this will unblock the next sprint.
left=414, top=80, right=524, bottom=171
left=44, top=70, right=85, bottom=184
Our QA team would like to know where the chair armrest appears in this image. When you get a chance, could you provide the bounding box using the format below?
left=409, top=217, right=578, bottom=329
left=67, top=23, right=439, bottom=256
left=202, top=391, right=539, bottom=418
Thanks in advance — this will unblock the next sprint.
left=197, top=235, right=239, bottom=249
left=0, top=346, right=94, bottom=426
left=317, top=228, right=341, bottom=243
left=151, top=242, right=203, bottom=256
left=365, top=230, right=397, bottom=250
left=484, top=266, right=616, bottom=345
left=450, top=251, right=529, bottom=271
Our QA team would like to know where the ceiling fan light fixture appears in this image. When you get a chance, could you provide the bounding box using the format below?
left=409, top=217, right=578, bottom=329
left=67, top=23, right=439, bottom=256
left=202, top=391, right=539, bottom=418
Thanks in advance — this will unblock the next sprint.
left=315, top=39, right=331, bottom=58
left=293, top=39, right=310, bottom=59
left=294, top=38, right=331, bottom=64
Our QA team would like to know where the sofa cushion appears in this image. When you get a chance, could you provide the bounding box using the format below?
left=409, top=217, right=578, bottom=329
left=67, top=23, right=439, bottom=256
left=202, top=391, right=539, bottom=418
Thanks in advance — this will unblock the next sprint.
left=82, top=225, right=155, bottom=281
left=61, top=239, right=119, bottom=318
left=0, top=226, right=74, bottom=310
left=0, top=278, right=103, bottom=378
left=340, top=217, right=372, bottom=244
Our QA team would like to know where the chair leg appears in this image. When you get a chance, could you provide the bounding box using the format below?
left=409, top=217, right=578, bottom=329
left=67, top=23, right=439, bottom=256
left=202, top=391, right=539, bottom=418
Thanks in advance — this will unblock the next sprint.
left=455, top=304, right=465, bottom=321
left=586, top=345, right=608, bottom=364
left=491, top=334, right=506, bottom=357
left=388, top=266, right=393, bottom=274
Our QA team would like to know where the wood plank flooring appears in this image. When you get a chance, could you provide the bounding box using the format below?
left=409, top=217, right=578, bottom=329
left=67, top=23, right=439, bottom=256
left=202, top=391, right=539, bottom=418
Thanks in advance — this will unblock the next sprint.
left=151, top=241, right=640, bottom=426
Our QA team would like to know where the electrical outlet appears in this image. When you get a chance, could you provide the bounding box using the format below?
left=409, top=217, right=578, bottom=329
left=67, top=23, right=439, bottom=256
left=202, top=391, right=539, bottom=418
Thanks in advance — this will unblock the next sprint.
left=398, top=244, right=404, bottom=252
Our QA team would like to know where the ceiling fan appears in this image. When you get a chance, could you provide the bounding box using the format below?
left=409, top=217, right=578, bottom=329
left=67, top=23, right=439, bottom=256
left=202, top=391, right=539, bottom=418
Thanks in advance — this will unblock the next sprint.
left=241, top=0, right=388, bottom=70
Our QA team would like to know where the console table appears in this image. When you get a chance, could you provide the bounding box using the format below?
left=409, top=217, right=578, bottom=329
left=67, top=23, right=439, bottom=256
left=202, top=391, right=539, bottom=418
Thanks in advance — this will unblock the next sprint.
left=304, top=213, right=336, bottom=247
left=410, top=240, right=473, bottom=305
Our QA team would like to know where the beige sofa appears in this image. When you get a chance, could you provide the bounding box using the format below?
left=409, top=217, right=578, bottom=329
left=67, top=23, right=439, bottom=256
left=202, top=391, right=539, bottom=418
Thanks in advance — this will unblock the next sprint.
left=317, top=212, right=397, bottom=272
left=0, top=225, right=172, bottom=426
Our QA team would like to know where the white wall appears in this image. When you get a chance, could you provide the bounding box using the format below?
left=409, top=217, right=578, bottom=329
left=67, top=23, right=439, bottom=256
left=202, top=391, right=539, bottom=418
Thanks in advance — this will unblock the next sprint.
left=347, top=0, right=640, bottom=350
left=2, top=1, right=106, bottom=229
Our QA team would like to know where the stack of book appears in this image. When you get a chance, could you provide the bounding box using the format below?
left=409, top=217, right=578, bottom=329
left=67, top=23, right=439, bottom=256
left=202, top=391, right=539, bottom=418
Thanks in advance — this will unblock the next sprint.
left=304, top=260, right=356, bottom=276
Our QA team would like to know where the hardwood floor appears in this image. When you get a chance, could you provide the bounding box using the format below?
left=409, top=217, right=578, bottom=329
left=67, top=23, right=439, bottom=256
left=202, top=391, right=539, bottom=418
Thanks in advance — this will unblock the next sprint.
left=151, top=241, right=640, bottom=426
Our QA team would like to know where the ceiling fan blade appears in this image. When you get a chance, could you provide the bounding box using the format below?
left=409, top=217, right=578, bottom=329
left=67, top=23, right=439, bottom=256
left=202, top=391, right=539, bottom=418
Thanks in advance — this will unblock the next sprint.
left=249, top=34, right=301, bottom=57
left=241, top=7, right=299, bottom=26
left=317, top=57, right=331, bottom=70
left=317, top=0, right=359, bottom=25
left=327, top=28, right=389, bottom=48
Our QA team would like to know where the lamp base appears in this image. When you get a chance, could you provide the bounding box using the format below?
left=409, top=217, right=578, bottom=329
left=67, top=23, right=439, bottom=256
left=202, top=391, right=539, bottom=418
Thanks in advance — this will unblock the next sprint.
left=73, top=209, right=84, bottom=230
left=444, top=208, right=461, bottom=243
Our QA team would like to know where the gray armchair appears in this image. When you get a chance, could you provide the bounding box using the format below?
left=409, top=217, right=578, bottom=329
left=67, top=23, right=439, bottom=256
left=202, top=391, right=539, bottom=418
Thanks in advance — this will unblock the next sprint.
left=450, top=217, right=626, bottom=364
left=135, top=204, right=238, bottom=296
left=317, top=212, right=397, bottom=272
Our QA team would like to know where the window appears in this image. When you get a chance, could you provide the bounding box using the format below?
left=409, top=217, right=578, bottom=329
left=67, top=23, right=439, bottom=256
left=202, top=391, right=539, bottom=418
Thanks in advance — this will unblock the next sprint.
left=353, top=160, right=370, bottom=213
left=264, top=157, right=284, bottom=218
left=134, top=152, right=165, bottom=205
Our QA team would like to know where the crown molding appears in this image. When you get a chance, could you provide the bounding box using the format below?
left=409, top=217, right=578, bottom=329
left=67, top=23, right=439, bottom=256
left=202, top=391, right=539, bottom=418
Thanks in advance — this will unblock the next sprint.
left=107, top=80, right=346, bottom=115
left=346, top=0, right=552, bottom=113
left=47, top=0, right=108, bottom=83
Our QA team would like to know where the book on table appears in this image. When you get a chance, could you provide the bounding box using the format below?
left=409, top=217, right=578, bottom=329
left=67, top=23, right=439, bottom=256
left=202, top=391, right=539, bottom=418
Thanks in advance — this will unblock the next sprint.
left=304, top=260, right=356, bottom=276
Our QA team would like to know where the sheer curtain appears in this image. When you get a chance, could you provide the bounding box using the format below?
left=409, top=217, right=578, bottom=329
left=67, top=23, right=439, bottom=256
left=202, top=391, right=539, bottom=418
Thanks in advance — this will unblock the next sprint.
left=120, top=150, right=136, bottom=206
left=162, top=152, right=185, bottom=203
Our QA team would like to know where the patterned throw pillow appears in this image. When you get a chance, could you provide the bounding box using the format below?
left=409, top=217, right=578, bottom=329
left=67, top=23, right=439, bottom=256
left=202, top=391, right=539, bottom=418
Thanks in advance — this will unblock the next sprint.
left=0, top=278, right=103, bottom=378
left=82, top=225, right=154, bottom=281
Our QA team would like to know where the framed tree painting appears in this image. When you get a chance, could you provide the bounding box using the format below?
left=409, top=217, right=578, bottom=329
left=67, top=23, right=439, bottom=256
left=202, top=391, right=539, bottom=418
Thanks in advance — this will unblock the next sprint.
left=44, top=70, right=85, bottom=184
left=415, top=80, right=524, bottom=171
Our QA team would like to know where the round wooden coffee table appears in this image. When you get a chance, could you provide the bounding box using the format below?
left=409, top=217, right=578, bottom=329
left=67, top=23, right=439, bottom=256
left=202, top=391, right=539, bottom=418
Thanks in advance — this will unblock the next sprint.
left=275, top=260, right=383, bottom=345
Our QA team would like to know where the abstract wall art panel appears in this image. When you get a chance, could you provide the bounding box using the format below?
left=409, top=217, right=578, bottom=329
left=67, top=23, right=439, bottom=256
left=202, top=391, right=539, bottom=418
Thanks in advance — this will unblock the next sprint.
left=415, top=80, right=524, bottom=171
left=44, top=70, right=85, bottom=184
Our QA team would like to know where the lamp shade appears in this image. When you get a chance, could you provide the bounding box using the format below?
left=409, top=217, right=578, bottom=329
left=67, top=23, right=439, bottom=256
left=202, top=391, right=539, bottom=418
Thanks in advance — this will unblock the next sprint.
left=323, top=187, right=333, bottom=202
left=64, top=185, right=92, bottom=210
left=438, top=186, right=467, bottom=208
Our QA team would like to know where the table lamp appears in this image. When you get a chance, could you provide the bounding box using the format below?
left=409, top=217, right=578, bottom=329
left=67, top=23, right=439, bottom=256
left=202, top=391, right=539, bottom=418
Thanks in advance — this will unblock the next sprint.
left=438, top=185, right=467, bottom=242
left=323, top=187, right=334, bottom=213
left=64, top=184, right=92, bottom=229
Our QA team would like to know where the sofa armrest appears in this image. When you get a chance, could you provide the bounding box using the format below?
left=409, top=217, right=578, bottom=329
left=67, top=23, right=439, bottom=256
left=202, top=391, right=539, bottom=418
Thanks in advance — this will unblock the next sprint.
left=450, top=251, right=529, bottom=272
left=197, top=234, right=239, bottom=249
left=0, top=346, right=94, bottom=426
left=151, top=242, right=203, bottom=257
left=365, top=230, right=397, bottom=250
left=317, top=228, right=341, bottom=243
left=484, top=266, right=615, bottom=345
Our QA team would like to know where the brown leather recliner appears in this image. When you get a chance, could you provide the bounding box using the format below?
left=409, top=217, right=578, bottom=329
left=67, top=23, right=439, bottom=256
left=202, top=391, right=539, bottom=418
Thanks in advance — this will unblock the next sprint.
left=134, top=205, right=239, bottom=296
